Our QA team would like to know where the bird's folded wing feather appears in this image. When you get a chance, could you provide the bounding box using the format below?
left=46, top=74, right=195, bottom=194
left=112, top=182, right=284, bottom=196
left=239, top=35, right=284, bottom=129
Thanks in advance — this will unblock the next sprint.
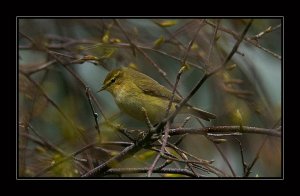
left=129, top=69, right=182, bottom=102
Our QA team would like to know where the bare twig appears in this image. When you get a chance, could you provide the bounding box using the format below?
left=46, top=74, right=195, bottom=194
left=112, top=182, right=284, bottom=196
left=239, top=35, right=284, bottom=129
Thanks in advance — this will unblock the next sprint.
left=207, top=19, right=220, bottom=64
left=170, top=126, right=281, bottom=137
left=135, top=47, right=182, bottom=96
left=166, top=142, right=226, bottom=177
left=147, top=122, right=171, bottom=177
left=82, top=143, right=136, bottom=177
left=147, top=152, right=162, bottom=177
left=205, top=20, right=281, bottom=60
left=148, top=23, right=206, bottom=177
left=20, top=59, right=57, bottom=75
left=35, top=142, right=97, bottom=177
left=24, top=123, right=65, bottom=155
left=234, top=137, right=247, bottom=176
left=166, top=20, right=253, bottom=123
left=213, top=143, right=236, bottom=177
left=20, top=72, right=88, bottom=143
left=85, top=87, right=101, bottom=136
left=105, top=167, right=198, bottom=177
left=249, top=24, right=281, bottom=41
left=244, top=136, right=268, bottom=177
left=163, top=20, right=198, bottom=44
left=114, top=19, right=136, bottom=56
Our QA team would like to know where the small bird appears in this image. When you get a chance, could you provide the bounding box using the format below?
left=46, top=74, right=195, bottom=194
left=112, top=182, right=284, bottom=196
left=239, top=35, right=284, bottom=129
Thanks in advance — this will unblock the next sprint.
left=98, top=67, right=216, bottom=124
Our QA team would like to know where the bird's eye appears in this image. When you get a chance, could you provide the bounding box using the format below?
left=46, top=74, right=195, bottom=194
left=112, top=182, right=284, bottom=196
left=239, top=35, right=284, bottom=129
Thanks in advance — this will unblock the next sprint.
left=111, top=78, right=116, bottom=83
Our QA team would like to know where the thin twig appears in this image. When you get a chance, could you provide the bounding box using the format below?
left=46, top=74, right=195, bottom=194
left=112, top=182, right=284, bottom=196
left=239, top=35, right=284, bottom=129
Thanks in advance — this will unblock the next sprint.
left=20, top=59, right=57, bottom=75
left=25, top=123, right=65, bottom=155
left=234, top=137, right=247, bottom=175
left=114, top=19, right=136, bottom=56
left=82, top=129, right=156, bottom=177
left=20, top=72, right=88, bottom=143
left=166, top=142, right=225, bottom=177
left=135, top=47, right=181, bottom=96
left=249, top=24, right=281, bottom=41
left=244, top=136, right=268, bottom=177
left=35, top=142, right=97, bottom=177
left=207, top=19, right=220, bottom=64
left=147, top=122, right=171, bottom=177
left=85, top=87, right=101, bottom=136
left=170, top=125, right=281, bottom=137
left=148, top=23, right=206, bottom=177
left=213, top=143, right=236, bottom=177
left=147, top=152, right=162, bottom=177
left=166, top=20, right=253, bottom=123
left=205, top=20, right=281, bottom=60
left=105, top=167, right=198, bottom=177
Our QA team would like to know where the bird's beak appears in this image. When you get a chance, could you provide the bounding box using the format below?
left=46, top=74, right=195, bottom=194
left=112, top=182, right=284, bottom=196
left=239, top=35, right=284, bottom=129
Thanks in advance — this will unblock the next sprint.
left=97, top=84, right=107, bottom=92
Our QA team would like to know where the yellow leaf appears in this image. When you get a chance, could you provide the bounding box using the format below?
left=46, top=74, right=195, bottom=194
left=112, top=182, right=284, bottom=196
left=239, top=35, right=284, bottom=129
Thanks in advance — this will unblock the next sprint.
left=102, top=31, right=110, bottom=43
left=35, top=146, right=46, bottom=154
left=137, top=151, right=156, bottom=160
left=163, top=173, right=185, bottom=177
left=110, top=38, right=121, bottom=43
left=226, top=64, right=237, bottom=71
left=180, top=63, right=190, bottom=73
left=157, top=20, right=177, bottom=27
left=154, top=36, right=165, bottom=48
left=235, top=109, right=243, bottom=125
left=128, top=63, right=138, bottom=70
left=191, top=43, right=199, bottom=50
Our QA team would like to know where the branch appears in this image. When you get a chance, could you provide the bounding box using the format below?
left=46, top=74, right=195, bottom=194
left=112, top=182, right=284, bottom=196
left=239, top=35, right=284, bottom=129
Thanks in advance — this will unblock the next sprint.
left=170, top=126, right=281, bottom=137
left=164, top=20, right=253, bottom=124
left=105, top=167, right=198, bottom=177
left=82, top=130, right=156, bottom=177
left=85, top=87, right=101, bottom=136
left=244, top=136, right=268, bottom=177
left=35, top=142, right=96, bottom=177
left=205, top=20, right=281, bottom=60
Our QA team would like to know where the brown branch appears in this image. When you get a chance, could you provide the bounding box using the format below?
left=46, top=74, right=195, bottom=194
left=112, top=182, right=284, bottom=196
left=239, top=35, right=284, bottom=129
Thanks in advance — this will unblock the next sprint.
left=135, top=47, right=182, bottom=96
left=19, top=32, right=108, bottom=123
left=23, top=123, right=65, bottom=156
left=249, top=24, right=281, bottom=41
left=85, top=87, right=101, bottom=136
left=81, top=128, right=157, bottom=177
left=147, top=122, right=171, bottom=177
left=170, top=126, right=281, bottom=137
left=244, top=136, right=268, bottom=177
left=234, top=137, right=247, bottom=176
left=148, top=23, right=206, bottom=177
left=114, top=19, right=136, bottom=56
left=213, top=143, right=236, bottom=177
left=205, top=20, right=281, bottom=60
left=207, top=19, right=220, bottom=64
left=35, top=142, right=97, bottom=177
left=20, top=72, right=88, bottom=143
left=105, top=167, right=198, bottom=177
left=82, top=143, right=137, bottom=177
left=165, top=20, right=253, bottom=124
left=166, top=142, right=226, bottom=177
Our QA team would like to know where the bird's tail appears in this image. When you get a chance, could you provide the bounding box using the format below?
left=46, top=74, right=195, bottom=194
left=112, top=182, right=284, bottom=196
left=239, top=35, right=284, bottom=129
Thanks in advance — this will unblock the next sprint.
left=182, top=106, right=216, bottom=121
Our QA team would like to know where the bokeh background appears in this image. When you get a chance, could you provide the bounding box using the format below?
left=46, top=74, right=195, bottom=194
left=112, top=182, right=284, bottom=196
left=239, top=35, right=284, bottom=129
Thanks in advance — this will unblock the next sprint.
left=18, top=18, right=281, bottom=177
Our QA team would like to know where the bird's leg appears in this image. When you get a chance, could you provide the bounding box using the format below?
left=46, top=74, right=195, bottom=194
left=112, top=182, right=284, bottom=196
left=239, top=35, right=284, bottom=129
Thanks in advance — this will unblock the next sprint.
left=140, top=107, right=161, bottom=141
left=141, top=107, right=154, bottom=130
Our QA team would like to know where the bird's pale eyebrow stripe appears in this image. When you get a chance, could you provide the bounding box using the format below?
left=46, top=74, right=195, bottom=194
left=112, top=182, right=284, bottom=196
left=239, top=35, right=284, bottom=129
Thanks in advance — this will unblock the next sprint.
left=113, top=71, right=120, bottom=79
left=107, top=71, right=121, bottom=85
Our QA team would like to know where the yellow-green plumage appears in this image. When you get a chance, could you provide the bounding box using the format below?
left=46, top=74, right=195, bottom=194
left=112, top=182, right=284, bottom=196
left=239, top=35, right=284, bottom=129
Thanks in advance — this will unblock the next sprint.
left=100, top=67, right=216, bottom=124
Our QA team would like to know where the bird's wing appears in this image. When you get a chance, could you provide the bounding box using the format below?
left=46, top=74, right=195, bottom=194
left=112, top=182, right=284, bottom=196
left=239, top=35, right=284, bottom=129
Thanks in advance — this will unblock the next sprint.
left=137, top=81, right=182, bottom=102
left=127, top=68, right=182, bottom=102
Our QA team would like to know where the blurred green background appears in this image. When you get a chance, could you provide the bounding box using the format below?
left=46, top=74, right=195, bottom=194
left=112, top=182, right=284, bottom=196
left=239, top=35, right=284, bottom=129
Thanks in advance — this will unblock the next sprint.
left=18, top=18, right=281, bottom=177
